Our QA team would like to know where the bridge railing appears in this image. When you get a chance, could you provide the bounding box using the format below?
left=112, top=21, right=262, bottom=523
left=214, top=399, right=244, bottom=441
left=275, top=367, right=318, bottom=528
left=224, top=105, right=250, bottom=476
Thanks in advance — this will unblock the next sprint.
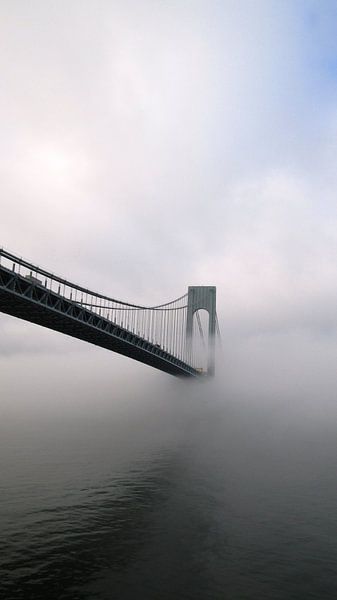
left=0, top=248, right=200, bottom=368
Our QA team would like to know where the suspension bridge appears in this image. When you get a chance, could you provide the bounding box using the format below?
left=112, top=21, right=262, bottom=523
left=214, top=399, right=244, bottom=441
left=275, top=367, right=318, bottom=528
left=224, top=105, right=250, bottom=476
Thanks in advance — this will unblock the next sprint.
left=0, top=248, right=220, bottom=378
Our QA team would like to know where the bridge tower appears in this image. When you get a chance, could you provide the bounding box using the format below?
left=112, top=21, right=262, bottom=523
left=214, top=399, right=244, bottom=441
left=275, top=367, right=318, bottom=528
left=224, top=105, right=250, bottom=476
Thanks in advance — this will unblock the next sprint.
left=186, top=286, right=216, bottom=376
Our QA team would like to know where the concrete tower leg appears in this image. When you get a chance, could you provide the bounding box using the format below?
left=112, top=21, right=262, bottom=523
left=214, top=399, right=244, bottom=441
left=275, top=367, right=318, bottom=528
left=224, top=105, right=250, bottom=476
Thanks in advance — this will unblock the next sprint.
left=186, top=286, right=216, bottom=376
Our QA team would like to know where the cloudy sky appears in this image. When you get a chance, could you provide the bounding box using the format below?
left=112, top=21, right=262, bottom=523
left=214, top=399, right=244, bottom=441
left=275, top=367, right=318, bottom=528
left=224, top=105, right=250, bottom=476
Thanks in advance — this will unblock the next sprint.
left=1, top=1, right=337, bottom=418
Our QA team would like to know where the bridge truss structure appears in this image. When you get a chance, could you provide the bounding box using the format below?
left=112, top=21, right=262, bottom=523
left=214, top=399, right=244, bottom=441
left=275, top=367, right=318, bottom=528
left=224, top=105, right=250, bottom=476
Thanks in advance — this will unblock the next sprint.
left=0, top=248, right=219, bottom=378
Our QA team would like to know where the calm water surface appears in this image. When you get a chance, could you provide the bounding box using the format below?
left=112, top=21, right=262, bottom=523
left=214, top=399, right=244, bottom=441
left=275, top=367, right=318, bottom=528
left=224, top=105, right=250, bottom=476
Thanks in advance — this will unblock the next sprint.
left=1, top=391, right=337, bottom=599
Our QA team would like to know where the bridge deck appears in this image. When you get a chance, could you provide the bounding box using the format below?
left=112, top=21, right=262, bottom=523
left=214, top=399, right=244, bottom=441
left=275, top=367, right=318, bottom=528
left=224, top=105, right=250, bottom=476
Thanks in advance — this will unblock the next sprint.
left=0, top=265, right=198, bottom=378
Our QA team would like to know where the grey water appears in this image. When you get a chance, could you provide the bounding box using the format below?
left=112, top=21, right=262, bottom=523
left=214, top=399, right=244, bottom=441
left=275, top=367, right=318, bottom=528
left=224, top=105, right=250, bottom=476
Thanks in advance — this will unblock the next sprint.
left=1, top=387, right=337, bottom=600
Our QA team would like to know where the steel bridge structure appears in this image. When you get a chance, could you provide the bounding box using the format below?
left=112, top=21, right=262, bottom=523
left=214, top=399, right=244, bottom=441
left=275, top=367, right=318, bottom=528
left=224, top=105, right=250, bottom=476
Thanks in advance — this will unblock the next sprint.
left=0, top=249, right=219, bottom=378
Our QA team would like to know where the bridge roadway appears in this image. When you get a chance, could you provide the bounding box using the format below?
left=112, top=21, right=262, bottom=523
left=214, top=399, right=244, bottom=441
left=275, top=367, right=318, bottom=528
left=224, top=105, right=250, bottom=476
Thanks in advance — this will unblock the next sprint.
left=0, top=264, right=199, bottom=378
